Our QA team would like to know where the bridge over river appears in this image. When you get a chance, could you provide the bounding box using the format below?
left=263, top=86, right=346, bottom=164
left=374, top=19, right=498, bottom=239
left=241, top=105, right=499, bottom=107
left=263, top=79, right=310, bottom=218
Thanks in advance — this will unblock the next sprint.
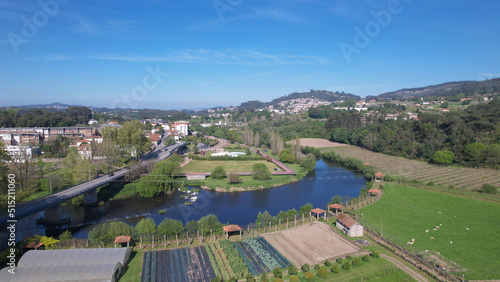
left=0, top=142, right=186, bottom=226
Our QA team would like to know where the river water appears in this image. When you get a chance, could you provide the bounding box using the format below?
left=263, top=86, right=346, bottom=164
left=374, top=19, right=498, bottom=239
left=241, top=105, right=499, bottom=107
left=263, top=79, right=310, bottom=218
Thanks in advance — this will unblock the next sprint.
left=15, top=159, right=366, bottom=240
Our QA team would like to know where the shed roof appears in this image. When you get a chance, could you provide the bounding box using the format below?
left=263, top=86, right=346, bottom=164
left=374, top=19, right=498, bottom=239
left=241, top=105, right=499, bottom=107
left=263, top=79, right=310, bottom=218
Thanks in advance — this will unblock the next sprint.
left=0, top=262, right=120, bottom=282
left=310, top=208, right=326, bottom=214
left=336, top=213, right=358, bottom=229
left=369, top=189, right=381, bottom=194
left=375, top=172, right=384, bottom=178
left=328, top=204, right=344, bottom=209
left=223, top=225, right=242, bottom=233
left=25, top=241, right=44, bottom=249
left=18, top=248, right=131, bottom=267
left=114, top=236, right=131, bottom=244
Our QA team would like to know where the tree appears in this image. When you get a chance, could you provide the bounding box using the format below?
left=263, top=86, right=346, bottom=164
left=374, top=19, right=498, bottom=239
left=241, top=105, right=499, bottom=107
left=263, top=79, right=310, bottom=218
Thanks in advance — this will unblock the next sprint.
left=71, top=158, right=95, bottom=184
left=299, top=203, right=313, bottom=216
left=317, top=268, right=329, bottom=279
left=278, top=148, right=295, bottom=163
left=211, top=166, right=226, bottom=179
left=134, top=217, right=157, bottom=238
left=117, top=120, right=150, bottom=157
left=432, top=150, right=454, bottom=164
left=157, top=217, right=184, bottom=236
left=254, top=131, right=260, bottom=147
left=303, top=272, right=315, bottom=281
left=40, top=236, right=59, bottom=250
left=331, top=264, right=341, bottom=273
left=342, top=261, right=351, bottom=270
left=138, top=160, right=180, bottom=197
left=300, top=153, right=316, bottom=172
left=185, top=220, right=198, bottom=235
left=287, top=265, right=298, bottom=275
left=0, top=141, right=11, bottom=207
left=272, top=267, right=282, bottom=278
left=328, top=195, right=342, bottom=205
left=197, top=214, right=223, bottom=236
left=464, top=142, right=486, bottom=164
left=59, top=230, right=72, bottom=240
left=252, top=163, right=271, bottom=180
left=228, top=172, right=242, bottom=184
left=10, top=146, right=36, bottom=191
left=484, top=144, right=500, bottom=167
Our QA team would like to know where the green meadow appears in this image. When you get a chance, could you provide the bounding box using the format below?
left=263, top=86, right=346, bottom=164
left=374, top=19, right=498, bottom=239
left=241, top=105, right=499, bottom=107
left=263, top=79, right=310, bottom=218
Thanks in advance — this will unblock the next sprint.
left=358, top=183, right=500, bottom=280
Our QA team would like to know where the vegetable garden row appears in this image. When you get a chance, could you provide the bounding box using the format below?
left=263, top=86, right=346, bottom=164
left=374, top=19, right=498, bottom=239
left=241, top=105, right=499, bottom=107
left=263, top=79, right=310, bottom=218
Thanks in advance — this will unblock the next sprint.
left=141, top=237, right=291, bottom=281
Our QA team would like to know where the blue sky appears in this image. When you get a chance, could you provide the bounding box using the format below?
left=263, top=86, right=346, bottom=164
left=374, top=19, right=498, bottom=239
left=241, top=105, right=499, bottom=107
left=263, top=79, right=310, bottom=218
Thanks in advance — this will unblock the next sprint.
left=1, top=0, right=499, bottom=109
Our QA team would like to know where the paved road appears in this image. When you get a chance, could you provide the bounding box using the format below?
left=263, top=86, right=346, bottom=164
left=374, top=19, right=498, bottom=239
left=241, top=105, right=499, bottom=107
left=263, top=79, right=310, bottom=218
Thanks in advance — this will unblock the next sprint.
left=0, top=142, right=186, bottom=226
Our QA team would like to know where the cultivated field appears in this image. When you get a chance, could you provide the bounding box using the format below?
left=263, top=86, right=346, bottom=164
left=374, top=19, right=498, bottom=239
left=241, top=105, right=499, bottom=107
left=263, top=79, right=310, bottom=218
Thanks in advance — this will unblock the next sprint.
left=263, top=222, right=361, bottom=266
left=358, top=183, right=500, bottom=280
left=322, top=144, right=500, bottom=191
left=142, top=247, right=216, bottom=282
left=181, top=160, right=279, bottom=174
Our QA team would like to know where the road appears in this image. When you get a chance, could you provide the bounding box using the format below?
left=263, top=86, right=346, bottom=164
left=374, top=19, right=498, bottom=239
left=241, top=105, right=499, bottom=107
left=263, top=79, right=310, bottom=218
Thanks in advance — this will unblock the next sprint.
left=0, top=141, right=186, bottom=226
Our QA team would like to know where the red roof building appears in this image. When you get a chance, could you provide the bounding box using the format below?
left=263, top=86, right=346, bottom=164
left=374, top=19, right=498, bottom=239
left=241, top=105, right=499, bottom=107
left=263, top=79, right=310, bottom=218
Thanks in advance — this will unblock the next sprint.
left=336, top=213, right=363, bottom=237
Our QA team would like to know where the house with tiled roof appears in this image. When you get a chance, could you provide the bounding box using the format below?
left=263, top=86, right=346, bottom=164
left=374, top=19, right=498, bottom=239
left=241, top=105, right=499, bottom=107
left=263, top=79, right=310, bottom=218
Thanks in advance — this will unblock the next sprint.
left=336, top=213, right=363, bottom=237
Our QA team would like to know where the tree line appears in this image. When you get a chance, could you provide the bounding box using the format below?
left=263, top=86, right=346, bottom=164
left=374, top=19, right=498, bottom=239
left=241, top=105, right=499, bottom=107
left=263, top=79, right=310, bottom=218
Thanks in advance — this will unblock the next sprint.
left=0, top=106, right=91, bottom=127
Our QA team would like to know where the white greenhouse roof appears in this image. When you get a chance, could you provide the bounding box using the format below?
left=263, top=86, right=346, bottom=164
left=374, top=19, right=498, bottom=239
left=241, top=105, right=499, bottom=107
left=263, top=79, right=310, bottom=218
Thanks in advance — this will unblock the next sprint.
left=0, top=262, right=121, bottom=282
left=18, top=247, right=131, bottom=267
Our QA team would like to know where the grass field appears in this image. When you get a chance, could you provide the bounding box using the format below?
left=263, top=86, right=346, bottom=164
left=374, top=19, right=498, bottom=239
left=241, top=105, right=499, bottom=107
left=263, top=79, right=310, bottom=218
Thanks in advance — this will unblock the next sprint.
left=280, top=256, right=415, bottom=282
left=181, top=160, right=280, bottom=174
left=186, top=164, right=307, bottom=191
left=357, top=183, right=500, bottom=280
left=320, top=144, right=500, bottom=192
left=119, top=250, right=143, bottom=282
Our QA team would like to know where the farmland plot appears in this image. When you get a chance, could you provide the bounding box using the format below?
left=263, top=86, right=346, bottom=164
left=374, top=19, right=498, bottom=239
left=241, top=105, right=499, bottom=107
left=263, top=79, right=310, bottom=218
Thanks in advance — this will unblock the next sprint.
left=143, top=247, right=216, bottom=282
left=325, top=145, right=500, bottom=190
left=263, top=222, right=361, bottom=266
left=234, top=237, right=290, bottom=276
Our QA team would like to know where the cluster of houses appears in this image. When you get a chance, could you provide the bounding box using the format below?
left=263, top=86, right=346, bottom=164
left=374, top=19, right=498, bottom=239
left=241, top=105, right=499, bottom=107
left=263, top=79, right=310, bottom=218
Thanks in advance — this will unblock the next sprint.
left=0, top=127, right=97, bottom=160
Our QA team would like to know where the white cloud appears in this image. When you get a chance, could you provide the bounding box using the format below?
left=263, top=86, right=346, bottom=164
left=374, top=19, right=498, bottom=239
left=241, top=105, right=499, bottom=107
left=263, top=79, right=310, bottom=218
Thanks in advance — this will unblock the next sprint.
left=37, top=48, right=329, bottom=65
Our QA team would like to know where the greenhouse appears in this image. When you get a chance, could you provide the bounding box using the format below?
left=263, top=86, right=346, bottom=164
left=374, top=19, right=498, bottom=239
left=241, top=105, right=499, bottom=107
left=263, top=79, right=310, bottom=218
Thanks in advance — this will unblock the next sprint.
left=0, top=262, right=121, bottom=282
left=18, top=247, right=131, bottom=267
left=0, top=248, right=130, bottom=282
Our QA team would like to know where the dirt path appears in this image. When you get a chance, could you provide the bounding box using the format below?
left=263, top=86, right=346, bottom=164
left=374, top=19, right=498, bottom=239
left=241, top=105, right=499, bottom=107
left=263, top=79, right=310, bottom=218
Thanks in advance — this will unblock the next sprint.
left=382, top=254, right=429, bottom=282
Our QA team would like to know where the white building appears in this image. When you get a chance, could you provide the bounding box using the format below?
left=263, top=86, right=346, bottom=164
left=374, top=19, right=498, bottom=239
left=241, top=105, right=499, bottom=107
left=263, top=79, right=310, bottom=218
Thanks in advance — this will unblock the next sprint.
left=336, top=213, right=364, bottom=237
left=171, top=121, right=189, bottom=136
left=5, top=145, right=41, bottom=161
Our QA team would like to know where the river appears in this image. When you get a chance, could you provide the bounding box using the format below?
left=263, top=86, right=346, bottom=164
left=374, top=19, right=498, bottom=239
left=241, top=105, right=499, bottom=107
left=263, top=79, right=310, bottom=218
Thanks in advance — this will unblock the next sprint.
left=15, top=159, right=366, bottom=240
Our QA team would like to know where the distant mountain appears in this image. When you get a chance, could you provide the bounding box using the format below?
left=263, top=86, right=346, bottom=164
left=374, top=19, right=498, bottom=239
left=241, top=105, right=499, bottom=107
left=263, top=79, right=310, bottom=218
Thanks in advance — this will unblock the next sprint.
left=12, top=102, right=82, bottom=109
left=239, top=90, right=360, bottom=108
left=376, top=78, right=500, bottom=99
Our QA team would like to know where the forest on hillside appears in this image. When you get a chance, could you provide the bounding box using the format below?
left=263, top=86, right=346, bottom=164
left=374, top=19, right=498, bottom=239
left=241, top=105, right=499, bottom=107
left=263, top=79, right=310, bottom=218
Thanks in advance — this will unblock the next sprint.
left=0, top=107, right=91, bottom=127
left=325, top=98, right=500, bottom=167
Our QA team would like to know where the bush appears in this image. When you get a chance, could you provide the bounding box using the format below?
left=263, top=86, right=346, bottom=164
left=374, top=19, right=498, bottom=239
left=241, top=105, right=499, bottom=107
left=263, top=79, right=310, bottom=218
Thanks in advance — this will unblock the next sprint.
left=289, top=275, right=300, bottom=282
left=301, top=264, right=310, bottom=272
left=314, top=264, right=320, bottom=270
left=303, top=272, right=315, bottom=281
left=336, top=258, right=343, bottom=264
left=362, top=254, right=371, bottom=262
left=427, top=182, right=435, bottom=186
left=371, top=251, right=380, bottom=258
left=342, top=261, right=351, bottom=270
left=260, top=273, right=268, bottom=282
left=287, top=264, right=298, bottom=275
left=228, top=172, right=242, bottom=184
left=352, top=258, right=362, bottom=266
left=273, top=279, right=283, bottom=282
left=211, top=166, right=226, bottom=179
left=331, top=264, right=341, bottom=273
left=324, top=259, right=331, bottom=266
left=481, top=184, right=497, bottom=194
left=211, top=276, right=222, bottom=282
left=245, top=273, right=255, bottom=282
left=317, top=268, right=329, bottom=279
left=273, top=267, right=282, bottom=278
left=346, top=255, right=352, bottom=260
